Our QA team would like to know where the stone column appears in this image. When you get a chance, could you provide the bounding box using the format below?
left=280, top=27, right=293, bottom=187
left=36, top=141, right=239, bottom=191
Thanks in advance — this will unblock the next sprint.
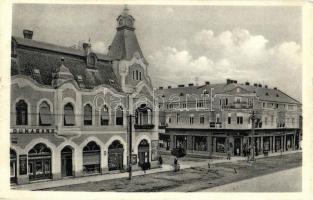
left=74, top=148, right=83, bottom=177
left=207, top=135, right=212, bottom=156
left=293, top=133, right=296, bottom=150
left=269, top=136, right=273, bottom=153
left=170, top=134, right=175, bottom=149
left=284, top=135, right=287, bottom=151
left=260, top=136, right=263, bottom=154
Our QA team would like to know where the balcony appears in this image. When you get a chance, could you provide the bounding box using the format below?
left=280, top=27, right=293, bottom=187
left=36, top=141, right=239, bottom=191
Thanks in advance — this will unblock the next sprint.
left=134, top=124, right=155, bottom=130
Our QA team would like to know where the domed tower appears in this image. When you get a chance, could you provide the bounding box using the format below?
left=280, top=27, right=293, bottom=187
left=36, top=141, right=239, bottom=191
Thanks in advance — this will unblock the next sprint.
left=108, top=5, right=152, bottom=94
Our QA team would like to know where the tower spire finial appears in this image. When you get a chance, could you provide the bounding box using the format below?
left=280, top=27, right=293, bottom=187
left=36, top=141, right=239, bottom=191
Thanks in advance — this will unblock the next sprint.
left=123, top=4, right=129, bottom=15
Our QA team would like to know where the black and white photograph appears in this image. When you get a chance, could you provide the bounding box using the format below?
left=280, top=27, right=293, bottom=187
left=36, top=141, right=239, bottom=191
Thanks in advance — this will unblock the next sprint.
left=1, top=0, right=313, bottom=198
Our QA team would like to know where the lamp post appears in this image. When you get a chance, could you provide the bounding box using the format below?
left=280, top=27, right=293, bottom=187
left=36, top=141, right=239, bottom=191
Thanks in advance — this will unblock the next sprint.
left=127, top=114, right=136, bottom=180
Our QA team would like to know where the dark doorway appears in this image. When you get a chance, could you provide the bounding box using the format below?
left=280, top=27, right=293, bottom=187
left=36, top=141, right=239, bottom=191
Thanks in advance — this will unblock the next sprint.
left=108, top=140, right=124, bottom=171
left=234, top=138, right=241, bottom=156
left=10, top=149, right=17, bottom=183
left=138, top=139, right=149, bottom=167
left=61, top=146, right=73, bottom=177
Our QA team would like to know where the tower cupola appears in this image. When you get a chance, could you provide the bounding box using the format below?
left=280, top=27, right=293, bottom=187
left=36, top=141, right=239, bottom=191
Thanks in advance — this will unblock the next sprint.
left=116, top=5, right=135, bottom=31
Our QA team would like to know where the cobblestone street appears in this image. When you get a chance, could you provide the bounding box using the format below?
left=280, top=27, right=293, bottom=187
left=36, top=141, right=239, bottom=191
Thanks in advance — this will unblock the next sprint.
left=41, top=152, right=301, bottom=192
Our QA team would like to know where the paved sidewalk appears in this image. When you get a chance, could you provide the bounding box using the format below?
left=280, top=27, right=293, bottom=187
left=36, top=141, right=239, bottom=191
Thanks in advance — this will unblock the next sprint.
left=12, top=150, right=301, bottom=191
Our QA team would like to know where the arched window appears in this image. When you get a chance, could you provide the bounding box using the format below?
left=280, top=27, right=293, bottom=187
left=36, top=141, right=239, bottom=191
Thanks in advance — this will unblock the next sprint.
left=135, top=104, right=153, bottom=125
left=116, top=106, right=123, bottom=126
left=16, top=100, right=28, bottom=125
left=84, top=104, right=92, bottom=125
left=100, top=105, right=109, bottom=126
left=64, top=103, right=75, bottom=126
left=136, top=70, right=138, bottom=80
left=89, top=56, right=96, bottom=66
left=39, top=101, right=52, bottom=126
left=139, top=71, right=142, bottom=80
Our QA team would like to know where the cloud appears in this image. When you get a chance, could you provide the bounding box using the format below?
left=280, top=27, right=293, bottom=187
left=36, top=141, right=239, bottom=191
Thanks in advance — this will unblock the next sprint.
left=91, top=41, right=108, bottom=54
left=148, top=28, right=302, bottom=100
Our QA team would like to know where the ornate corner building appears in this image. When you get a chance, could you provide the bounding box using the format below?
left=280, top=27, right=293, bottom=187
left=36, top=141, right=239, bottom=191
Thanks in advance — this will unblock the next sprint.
left=10, top=7, right=159, bottom=184
left=157, top=79, right=302, bottom=157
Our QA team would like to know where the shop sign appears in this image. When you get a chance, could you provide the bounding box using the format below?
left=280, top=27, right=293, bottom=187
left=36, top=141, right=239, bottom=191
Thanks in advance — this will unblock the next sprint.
left=19, top=154, right=27, bottom=175
left=11, top=128, right=55, bottom=134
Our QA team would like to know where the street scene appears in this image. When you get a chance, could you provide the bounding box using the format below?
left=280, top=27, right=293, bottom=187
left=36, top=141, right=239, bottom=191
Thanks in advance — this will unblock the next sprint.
left=9, top=4, right=302, bottom=193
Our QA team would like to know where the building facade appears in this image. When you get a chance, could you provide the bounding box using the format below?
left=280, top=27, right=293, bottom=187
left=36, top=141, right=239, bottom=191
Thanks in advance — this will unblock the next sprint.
left=157, top=79, right=302, bottom=158
left=10, top=7, right=159, bottom=184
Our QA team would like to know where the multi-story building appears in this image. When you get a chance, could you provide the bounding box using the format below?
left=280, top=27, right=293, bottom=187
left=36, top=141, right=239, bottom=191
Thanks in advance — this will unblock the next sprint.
left=10, top=7, right=159, bottom=184
left=157, top=79, right=301, bottom=157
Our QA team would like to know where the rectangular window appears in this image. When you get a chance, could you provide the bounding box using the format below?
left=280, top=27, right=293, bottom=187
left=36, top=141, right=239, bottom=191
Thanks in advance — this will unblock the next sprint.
left=264, top=117, right=268, bottom=125
left=235, top=97, right=242, bottom=103
left=190, top=116, right=194, bottom=124
left=200, top=115, right=204, bottom=124
left=263, top=102, right=266, bottom=108
left=139, top=72, right=142, bottom=80
left=176, top=113, right=180, bottom=124
left=168, top=117, right=172, bottom=124
left=228, top=116, right=231, bottom=124
left=132, top=71, right=135, bottom=79
left=136, top=70, right=138, bottom=80
left=237, top=116, right=243, bottom=124
left=193, top=136, right=207, bottom=151
left=216, top=114, right=220, bottom=123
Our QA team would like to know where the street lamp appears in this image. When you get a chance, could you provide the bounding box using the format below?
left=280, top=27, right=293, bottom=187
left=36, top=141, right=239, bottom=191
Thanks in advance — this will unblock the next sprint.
left=127, top=114, right=136, bottom=180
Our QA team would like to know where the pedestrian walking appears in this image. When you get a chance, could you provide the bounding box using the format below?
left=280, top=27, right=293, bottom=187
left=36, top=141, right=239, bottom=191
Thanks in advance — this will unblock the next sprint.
left=158, top=155, right=163, bottom=166
left=226, top=149, right=231, bottom=160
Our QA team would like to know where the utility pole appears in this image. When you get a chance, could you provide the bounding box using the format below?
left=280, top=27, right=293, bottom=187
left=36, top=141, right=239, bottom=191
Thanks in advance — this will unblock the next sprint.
left=128, top=114, right=133, bottom=180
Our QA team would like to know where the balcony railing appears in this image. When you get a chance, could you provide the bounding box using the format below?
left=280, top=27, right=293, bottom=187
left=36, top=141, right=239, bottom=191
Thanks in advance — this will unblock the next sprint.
left=134, top=124, right=155, bottom=129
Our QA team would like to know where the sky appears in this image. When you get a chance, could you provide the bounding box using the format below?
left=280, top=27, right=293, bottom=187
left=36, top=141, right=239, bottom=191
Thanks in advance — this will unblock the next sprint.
left=12, top=4, right=302, bottom=101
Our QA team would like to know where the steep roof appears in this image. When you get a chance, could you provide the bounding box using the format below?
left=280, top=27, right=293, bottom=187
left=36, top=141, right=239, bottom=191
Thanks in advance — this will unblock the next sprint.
left=108, top=29, right=148, bottom=65
left=12, top=37, right=122, bottom=91
left=156, top=82, right=301, bottom=105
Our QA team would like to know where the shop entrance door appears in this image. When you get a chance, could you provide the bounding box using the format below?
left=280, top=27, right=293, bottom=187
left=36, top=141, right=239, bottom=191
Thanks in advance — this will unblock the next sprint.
left=138, top=139, right=149, bottom=167
left=234, top=138, right=241, bottom=156
left=10, top=149, right=17, bottom=183
left=61, top=146, right=73, bottom=177
left=108, top=140, right=124, bottom=171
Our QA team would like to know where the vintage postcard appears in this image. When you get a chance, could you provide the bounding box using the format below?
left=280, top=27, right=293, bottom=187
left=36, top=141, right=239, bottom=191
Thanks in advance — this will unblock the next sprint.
left=0, top=0, right=312, bottom=199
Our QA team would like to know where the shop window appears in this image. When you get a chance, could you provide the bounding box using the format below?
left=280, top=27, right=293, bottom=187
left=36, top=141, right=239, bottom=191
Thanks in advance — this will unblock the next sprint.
left=39, top=101, right=52, bottom=126
left=100, top=105, right=109, bottom=126
left=216, top=137, right=226, bottom=153
left=28, top=143, right=52, bottom=181
left=64, top=103, right=75, bottom=126
left=83, top=141, right=100, bottom=174
left=116, top=106, right=123, bottom=125
left=84, top=104, right=92, bottom=125
left=194, top=136, right=207, bottom=151
left=16, top=100, right=28, bottom=125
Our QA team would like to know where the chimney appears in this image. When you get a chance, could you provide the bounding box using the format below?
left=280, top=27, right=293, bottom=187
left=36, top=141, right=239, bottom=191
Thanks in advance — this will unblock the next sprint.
left=258, top=84, right=262, bottom=87
left=205, top=81, right=210, bottom=85
left=23, top=29, right=33, bottom=39
left=168, top=86, right=172, bottom=89
left=178, top=84, right=185, bottom=88
left=188, top=83, right=194, bottom=87
left=274, top=87, right=277, bottom=90
left=265, top=85, right=268, bottom=88
left=245, top=82, right=250, bottom=86
left=226, top=79, right=232, bottom=84
left=159, top=86, right=163, bottom=90
left=83, top=42, right=92, bottom=55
